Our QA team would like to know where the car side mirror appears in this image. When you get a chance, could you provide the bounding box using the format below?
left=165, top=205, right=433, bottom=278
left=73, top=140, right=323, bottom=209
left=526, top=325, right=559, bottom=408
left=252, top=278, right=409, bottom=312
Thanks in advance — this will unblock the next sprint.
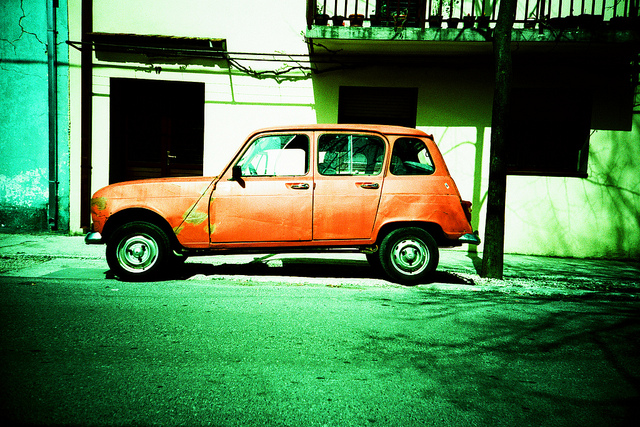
left=231, top=165, right=245, bottom=188
left=232, top=165, right=242, bottom=180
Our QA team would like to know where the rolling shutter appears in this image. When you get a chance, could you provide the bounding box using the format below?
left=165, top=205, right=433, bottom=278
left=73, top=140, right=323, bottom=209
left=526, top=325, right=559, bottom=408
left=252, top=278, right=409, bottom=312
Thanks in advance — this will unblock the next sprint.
left=338, top=86, right=418, bottom=128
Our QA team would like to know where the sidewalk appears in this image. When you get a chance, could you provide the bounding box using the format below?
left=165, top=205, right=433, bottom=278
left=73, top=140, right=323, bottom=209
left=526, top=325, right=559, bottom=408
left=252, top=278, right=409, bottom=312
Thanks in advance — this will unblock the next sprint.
left=0, top=233, right=104, bottom=259
left=1, top=233, right=638, bottom=295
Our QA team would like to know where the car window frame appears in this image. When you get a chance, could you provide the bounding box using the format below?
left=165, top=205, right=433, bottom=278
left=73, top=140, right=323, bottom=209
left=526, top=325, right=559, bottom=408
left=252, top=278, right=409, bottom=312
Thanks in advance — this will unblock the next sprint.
left=389, top=137, right=436, bottom=176
left=235, top=133, right=311, bottom=177
left=316, top=133, right=386, bottom=177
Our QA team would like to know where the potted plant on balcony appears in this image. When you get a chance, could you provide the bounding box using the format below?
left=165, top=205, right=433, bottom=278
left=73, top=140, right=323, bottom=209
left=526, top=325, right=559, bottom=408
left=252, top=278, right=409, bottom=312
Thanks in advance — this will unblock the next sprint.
left=428, top=1, right=444, bottom=28
left=463, top=14, right=475, bottom=29
left=609, top=15, right=638, bottom=30
left=392, top=8, right=409, bottom=28
left=315, top=3, right=330, bottom=26
left=369, top=12, right=382, bottom=27
left=349, top=13, right=365, bottom=27
left=577, top=14, right=603, bottom=30
left=549, top=14, right=582, bottom=30
left=429, top=15, right=443, bottom=28
left=477, top=13, right=490, bottom=29
left=444, top=0, right=460, bottom=28
left=332, top=15, right=345, bottom=26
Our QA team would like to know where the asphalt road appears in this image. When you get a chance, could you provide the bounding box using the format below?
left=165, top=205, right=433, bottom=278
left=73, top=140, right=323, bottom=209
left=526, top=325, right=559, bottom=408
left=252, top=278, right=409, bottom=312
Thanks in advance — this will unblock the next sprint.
left=1, top=275, right=639, bottom=426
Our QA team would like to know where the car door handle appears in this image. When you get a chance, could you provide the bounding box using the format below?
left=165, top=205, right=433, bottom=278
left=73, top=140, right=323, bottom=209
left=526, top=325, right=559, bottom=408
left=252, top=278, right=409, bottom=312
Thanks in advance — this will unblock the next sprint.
left=358, top=182, right=379, bottom=189
left=166, top=151, right=177, bottom=166
left=288, top=183, right=309, bottom=190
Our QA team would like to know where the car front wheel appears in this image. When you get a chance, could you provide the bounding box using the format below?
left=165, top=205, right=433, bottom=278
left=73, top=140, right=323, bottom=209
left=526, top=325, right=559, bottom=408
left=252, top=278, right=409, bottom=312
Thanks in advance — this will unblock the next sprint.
left=378, top=227, right=439, bottom=285
left=106, top=221, right=171, bottom=281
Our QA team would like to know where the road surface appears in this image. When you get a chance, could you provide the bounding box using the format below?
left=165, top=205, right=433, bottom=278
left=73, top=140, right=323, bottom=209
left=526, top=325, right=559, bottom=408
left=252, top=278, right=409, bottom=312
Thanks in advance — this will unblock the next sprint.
left=1, top=275, right=638, bottom=426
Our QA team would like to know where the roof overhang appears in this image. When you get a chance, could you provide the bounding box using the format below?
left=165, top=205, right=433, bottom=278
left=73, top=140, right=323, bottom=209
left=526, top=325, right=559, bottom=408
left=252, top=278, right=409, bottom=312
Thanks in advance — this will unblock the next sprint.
left=87, top=33, right=227, bottom=66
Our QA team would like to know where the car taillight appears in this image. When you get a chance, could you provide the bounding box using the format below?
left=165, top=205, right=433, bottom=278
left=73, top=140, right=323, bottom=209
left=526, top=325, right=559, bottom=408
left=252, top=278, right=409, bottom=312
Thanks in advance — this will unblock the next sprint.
left=461, top=200, right=472, bottom=223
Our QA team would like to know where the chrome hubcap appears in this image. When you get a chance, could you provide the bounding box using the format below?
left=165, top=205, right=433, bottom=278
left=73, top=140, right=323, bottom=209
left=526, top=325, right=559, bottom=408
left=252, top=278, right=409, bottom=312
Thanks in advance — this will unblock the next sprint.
left=391, top=238, right=429, bottom=276
left=117, top=234, right=159, bottom=273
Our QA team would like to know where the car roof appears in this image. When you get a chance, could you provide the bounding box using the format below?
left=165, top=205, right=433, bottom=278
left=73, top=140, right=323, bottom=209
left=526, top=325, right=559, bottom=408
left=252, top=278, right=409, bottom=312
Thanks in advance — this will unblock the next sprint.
left=251, top=124, right=431, bottom=138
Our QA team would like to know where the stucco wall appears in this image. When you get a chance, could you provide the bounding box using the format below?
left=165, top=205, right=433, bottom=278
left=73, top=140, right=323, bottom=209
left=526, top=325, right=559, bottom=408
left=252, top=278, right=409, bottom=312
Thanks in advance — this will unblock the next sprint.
left=313, top=64, right=640, bottom=260
left=73, top=0, right=639, bottom=259
left=504, top=122, right=640, bottom=259
left=0, top=0, right=70, bottom=232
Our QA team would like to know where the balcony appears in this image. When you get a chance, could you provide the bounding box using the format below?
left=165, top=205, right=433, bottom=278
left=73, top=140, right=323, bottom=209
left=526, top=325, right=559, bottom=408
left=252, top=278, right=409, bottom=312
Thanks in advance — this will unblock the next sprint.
left=306, top=0, right=640, bottom=56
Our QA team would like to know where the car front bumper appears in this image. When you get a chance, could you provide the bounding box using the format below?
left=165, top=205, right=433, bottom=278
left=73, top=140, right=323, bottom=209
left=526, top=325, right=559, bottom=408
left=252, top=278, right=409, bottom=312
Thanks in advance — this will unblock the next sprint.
left=458, top=232, right=481, bottom=245
left=85, top=231, right=104, bottom=245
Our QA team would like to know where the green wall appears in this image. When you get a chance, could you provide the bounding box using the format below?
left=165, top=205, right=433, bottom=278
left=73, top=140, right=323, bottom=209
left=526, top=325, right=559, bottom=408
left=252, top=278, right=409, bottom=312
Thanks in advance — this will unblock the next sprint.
left=0, top=0, right=69, bottom=232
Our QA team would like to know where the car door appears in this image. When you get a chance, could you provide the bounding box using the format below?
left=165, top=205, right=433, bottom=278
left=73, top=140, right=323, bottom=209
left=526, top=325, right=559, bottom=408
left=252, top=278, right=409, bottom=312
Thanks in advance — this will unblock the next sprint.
left=313, top=132, right=386, bottom=240
left=210, top=133, right=313, bottom=243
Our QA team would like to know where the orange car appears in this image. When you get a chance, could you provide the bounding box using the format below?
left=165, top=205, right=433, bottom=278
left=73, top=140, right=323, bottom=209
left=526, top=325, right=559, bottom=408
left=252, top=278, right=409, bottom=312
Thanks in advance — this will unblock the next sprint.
left=86, top=124, right=479, bottom=284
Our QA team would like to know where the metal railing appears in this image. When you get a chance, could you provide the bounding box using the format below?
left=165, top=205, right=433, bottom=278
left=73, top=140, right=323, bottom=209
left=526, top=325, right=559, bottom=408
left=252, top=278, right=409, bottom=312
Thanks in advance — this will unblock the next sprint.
left=307, top=0, right=639, bottom=29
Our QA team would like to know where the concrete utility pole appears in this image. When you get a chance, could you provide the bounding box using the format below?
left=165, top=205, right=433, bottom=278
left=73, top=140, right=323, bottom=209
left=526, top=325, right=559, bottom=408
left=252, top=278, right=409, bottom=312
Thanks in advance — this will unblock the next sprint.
left=480, top=0, right=518, bottom=279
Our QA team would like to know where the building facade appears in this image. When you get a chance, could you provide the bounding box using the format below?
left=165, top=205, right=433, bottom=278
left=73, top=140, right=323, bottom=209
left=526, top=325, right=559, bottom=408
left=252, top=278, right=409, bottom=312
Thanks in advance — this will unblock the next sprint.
left=12, top=0, right=640, bottom=259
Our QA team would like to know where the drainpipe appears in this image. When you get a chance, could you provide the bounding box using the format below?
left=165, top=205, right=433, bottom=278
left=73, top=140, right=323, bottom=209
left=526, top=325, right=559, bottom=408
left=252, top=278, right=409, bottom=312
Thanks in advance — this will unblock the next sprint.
left=80, top=0, right=93, bottom=231
left=47, top=0, right=59, bottom=230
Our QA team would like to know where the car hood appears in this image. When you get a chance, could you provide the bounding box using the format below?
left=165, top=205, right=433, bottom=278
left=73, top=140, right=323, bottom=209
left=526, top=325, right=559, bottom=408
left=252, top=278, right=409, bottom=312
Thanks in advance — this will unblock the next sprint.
left=92, top=176, right=217, bottom=200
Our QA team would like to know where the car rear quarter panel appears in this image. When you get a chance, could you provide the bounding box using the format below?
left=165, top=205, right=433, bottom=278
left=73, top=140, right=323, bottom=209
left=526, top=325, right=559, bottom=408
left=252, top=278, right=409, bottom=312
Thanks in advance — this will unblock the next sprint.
left=375, top=177, right=473, bottom=240
left=374, top=136, right=473, bottom=241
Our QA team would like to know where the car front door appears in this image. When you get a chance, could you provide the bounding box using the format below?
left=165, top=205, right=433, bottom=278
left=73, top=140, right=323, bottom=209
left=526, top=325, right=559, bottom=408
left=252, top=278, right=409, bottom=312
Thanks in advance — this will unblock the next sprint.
left=313, top=133, right=386, bottom=240
left=210, top=133, right=313, bottom=243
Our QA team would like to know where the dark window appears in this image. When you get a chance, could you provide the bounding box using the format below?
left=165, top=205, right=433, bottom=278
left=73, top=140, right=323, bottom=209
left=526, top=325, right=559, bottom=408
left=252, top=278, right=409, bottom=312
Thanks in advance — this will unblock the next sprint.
left=390, top=138, right=435, bottom=175
left=318, top=134, right=385, bottom=176
left=338, top=86, right=418, bottom=128
left=507, top=88, right=592, bottom=177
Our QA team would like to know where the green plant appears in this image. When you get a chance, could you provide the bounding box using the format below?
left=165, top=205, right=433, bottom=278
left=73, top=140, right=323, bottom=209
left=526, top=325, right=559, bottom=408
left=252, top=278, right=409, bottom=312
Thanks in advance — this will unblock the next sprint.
left=391, top=8, right=409, bottom=27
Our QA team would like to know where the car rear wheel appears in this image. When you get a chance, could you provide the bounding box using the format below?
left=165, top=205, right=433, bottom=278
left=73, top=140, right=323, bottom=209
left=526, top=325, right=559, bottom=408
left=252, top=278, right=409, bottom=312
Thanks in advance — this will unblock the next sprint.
left=106, top=221, right=171, bottom=281
left=378, top=227, right=439, bottom=285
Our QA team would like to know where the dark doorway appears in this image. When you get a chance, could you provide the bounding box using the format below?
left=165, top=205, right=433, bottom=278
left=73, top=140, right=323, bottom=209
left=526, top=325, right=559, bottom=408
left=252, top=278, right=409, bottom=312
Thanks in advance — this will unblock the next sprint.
left=109, top=78, right=205, bottom=183
left=338, top=86, right=418, bottom=128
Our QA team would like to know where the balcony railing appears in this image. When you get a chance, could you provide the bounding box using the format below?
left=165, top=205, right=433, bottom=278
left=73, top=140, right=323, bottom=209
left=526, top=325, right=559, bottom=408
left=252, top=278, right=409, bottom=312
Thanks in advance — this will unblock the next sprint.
left=307, top=0, right=639, bottom=30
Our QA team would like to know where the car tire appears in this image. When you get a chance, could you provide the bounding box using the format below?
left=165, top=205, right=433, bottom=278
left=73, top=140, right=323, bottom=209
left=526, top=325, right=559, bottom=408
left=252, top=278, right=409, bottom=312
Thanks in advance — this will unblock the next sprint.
left=378, top=227, right=439, bottom=285
left=106, top=221, right=171, bottom=281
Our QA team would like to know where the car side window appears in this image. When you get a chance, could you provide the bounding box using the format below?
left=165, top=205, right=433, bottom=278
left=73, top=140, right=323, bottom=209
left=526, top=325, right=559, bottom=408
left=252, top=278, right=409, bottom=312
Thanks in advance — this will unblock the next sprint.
left=318, top=134, right=385, bottom=176
left=390, top=138, right=435, bottom=175
left=236, top=134, right=309, bottom=176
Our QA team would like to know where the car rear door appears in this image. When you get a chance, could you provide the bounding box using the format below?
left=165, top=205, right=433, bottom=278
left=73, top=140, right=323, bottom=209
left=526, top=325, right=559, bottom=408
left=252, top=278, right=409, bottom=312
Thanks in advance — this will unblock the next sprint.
left=313, top=132, right=386, bottom=240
